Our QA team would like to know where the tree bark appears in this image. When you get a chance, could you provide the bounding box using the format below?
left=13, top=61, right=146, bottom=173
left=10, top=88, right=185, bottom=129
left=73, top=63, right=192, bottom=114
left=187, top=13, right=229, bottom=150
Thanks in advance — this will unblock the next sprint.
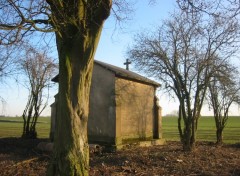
left=22, top=95, right=37, bottom=139
left=183, top=120, right=193, bottom=151
left=216, top=127, right=223, bottom=145
left=48, top=29, right=102, bottom=175
left=46, top=1, right=112, bottom=175
left=178, top=103, right=196, bottom=151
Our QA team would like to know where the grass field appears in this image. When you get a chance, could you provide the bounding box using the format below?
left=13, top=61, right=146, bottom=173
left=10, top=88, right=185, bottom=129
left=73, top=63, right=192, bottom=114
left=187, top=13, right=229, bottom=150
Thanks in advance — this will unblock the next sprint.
left=163, top=116, right=240, bottom=144
left=0, top=117, right=50, bottom=138
left=0, top=116, right=239, bottom=144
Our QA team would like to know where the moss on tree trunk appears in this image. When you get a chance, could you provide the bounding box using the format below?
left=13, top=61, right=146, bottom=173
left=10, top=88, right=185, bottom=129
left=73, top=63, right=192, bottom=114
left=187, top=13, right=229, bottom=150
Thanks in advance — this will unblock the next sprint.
left=46, top=1, right=112, bottom=175
left=48, top=26, right=103, bottom=175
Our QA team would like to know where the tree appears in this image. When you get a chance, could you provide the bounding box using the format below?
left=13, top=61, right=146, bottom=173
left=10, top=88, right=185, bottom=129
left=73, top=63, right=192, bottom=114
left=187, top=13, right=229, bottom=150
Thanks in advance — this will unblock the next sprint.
left=20, top=46, right=57, bottom=139
left=0, top=0, right=132, bottom=175
left=208, top=63, right=240, bottom=145
left=127, top=9, right=240, bottom=151
left=179, top=0, right=240, bottom=145
left=46, top=2, right=112, bottom=175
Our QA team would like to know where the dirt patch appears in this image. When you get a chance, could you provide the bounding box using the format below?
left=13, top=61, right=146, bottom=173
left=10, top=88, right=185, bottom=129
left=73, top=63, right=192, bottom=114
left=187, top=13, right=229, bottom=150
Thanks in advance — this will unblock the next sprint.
left=0, top=138, right=50, bottom=176
left=0, top=138, right=240, bottom=175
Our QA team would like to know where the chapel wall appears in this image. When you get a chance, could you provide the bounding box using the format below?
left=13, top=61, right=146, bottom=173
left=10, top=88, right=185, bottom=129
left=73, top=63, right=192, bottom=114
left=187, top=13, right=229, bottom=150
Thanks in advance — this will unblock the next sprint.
left=87, top=64, right=116, bottom=144
left=115, top=78, right=155, bottom=143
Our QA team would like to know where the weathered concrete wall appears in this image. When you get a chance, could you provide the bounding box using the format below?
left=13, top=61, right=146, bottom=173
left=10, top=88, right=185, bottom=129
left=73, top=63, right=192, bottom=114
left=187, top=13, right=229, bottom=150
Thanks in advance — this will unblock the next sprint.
left=115, top=78, right=155, bottom=143
left=88, top=64, right=116, bottom=144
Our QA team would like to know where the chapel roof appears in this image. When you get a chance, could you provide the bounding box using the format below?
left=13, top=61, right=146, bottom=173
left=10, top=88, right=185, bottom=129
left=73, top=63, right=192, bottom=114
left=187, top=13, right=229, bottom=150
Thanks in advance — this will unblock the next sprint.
left=52, top=60, right=160, bottom=87
left=95, top=60, right=160, bottom=87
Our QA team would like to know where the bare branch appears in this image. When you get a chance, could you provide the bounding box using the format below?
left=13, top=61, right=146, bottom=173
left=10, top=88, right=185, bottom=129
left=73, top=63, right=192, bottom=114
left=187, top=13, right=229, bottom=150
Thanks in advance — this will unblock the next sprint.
left=0, top=0, right=54, bottom=45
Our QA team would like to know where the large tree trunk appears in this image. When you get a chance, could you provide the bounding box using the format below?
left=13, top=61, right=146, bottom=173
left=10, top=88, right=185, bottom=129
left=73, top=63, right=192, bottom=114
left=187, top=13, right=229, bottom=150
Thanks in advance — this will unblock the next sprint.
left=48, top=30, right=102, bottom=175
left=46, top=1, right=112, bottom=175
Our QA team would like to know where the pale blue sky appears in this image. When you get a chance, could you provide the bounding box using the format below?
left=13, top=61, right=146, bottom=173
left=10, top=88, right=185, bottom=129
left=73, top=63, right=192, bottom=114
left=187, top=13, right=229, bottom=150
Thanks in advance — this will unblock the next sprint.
left=1, top=0, right=239, bottom=116
left=96, top=0, right=176, bottom=67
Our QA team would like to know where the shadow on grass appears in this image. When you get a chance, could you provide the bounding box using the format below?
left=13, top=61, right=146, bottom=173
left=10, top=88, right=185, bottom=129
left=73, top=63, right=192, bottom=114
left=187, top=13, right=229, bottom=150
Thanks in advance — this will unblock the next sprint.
left=0, top=137, right=50, bottom=154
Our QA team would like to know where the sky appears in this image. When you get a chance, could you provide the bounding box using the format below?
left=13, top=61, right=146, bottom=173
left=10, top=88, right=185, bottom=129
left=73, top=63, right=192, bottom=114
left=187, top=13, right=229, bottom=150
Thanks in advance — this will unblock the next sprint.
left=0, top=0, right=239, bottom=116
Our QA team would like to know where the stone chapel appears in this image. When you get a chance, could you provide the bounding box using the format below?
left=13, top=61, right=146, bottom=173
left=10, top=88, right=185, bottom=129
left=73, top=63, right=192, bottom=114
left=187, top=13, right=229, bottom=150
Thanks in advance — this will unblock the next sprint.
left=50, top=60, right=164, bottom=149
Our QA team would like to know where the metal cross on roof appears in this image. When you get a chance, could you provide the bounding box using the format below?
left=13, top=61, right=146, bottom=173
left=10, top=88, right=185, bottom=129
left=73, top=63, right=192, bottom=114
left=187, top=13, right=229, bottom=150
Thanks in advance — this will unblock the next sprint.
left=124, top=59, right=131, bottom=70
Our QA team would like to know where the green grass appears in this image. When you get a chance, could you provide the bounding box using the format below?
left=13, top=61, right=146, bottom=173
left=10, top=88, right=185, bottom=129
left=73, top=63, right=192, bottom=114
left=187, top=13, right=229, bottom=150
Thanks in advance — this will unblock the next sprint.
left=0, top=117, right=50, bottom=138
left=1, top=116, right=239, bottom=144
left=163, top=116, right=240, bottom=144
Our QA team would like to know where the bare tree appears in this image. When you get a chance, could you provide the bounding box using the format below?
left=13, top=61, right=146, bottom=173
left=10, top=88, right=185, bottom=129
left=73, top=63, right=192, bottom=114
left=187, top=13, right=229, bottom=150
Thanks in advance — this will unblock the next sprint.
left=127, top=9, right=240, bottom=151
left=208, top=62, right=240, bottom=145
left=20, top=45, right=57, bottom=139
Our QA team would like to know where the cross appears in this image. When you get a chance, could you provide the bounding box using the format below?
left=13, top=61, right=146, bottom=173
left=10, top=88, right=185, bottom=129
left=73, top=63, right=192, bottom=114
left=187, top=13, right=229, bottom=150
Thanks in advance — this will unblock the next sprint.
left=124, top=59, right=131, bottom=70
